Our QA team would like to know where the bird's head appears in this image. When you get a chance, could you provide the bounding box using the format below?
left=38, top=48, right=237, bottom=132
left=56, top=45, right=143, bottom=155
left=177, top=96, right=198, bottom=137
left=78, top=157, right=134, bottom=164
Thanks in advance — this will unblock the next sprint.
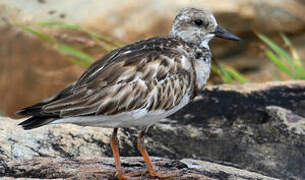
left=169, top=8, right=241, bottom=48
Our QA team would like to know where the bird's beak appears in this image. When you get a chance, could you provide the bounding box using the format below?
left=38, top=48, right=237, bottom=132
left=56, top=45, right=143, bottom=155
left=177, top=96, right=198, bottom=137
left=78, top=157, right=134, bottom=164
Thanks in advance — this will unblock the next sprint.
left=213, top=26, right=241, bottom=41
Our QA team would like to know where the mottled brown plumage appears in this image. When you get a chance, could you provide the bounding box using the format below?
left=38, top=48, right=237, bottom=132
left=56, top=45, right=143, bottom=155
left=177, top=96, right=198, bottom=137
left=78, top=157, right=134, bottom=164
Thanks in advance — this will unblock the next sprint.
left=17, top=7, right=240, bottom=179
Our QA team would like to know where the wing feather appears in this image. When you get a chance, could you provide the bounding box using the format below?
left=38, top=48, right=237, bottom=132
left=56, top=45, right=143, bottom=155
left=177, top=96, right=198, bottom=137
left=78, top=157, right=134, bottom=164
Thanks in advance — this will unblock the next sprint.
left=40, top=37, right=192, bottom=117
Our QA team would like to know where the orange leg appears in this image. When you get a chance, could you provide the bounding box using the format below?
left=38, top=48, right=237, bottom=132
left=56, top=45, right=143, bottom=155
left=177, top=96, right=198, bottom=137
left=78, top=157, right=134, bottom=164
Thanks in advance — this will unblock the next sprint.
left=110, top=128, right=128, bottom=180
left=137, top=131, right=173, bottom=178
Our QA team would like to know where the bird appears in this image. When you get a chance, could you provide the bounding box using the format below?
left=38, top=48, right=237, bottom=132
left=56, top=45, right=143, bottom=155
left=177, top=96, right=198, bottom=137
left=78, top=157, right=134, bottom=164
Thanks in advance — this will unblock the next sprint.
left=17, top=7, right=240, bottom=179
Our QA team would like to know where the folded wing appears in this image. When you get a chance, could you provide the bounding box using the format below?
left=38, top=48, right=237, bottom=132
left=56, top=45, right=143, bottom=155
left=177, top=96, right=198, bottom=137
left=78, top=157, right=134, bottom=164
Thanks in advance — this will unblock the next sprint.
left=17, top=37, right=192, bottom=129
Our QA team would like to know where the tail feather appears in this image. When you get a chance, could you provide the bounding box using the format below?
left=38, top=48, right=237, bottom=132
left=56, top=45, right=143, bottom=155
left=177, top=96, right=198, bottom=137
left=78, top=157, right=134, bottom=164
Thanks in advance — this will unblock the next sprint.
left=16, top=102, right=60, bottom=130
left=18, top=116, right=57, bottom=130
left=16, top=84, right=75, bottom=130
left=16, top=102, right=46, bottom=116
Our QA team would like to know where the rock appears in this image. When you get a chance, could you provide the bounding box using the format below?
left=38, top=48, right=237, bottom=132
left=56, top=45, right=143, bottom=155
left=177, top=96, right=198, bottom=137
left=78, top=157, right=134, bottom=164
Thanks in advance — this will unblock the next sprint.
left=1, top=157, right=277, bottom=179
left=0, top=117, right=114, bottom=161
left=161, top=81, right=305, bottom=179
left=1, top=81, right=305, bottom=179
left=265, top=106, right=305, bottom=135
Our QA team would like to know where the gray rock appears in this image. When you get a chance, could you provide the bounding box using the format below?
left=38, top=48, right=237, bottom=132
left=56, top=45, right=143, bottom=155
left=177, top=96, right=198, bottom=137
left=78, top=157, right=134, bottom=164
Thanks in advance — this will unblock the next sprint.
left=0, top=118, right=114, bottom=161
left=181, top=159, right=278, bottom=180
left=1, top=156, right=277, bottom=180
left=266, top=106, right=305, bottom=135
left=156, top=81, right=305, bottom=179
left=1, top=81, right=305, bottom=179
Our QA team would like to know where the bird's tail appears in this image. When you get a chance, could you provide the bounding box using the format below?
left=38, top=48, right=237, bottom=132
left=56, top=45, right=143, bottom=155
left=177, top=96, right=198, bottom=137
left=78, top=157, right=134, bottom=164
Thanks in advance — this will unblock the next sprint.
left=16, top=84, right=74, bottom=130
left=18, top=116, right=56, bottom=130
left=16, top=102, right=59, bottom=130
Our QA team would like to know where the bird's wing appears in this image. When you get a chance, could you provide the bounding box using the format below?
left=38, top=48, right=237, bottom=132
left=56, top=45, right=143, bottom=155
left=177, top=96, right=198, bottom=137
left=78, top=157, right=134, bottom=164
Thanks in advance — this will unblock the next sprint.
left=42, top=37, right=193, bottom=117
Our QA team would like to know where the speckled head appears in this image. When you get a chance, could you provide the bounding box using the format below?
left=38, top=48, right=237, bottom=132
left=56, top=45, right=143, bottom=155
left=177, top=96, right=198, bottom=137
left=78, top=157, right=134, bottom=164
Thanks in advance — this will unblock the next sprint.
left=169, top=8, right=240, bottom=48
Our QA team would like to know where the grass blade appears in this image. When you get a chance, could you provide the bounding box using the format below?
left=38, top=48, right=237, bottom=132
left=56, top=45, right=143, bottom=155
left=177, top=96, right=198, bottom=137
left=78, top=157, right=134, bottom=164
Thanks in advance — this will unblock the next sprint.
left=225, top=66, right=248, bottom=84
left=279, top=33, right=305, bottom=79
left=218, top=64, right=234, bottom=84
left=265, top=50, right=294, bottom=78
left=257, top=33, right=295, bottom=68
left=56, top=43, right=93, bottom=65
left=280, top=33, right=305, bottom=78
left=39, top=21, right=124, bottom=49
left=211, top=64, right=220, bottom=74
left=212, top=64, right=249, bottom=84
left=19, top=25, right=54, bottom=43
left=87, top=31, right=124, bottom=48
left=39, top=22, right=81, bottom=29
left=280, top=33, right=292, bottom=46
left=17, top=23, right=94, bottom=67
left=67, top=58, right=92, bottom=67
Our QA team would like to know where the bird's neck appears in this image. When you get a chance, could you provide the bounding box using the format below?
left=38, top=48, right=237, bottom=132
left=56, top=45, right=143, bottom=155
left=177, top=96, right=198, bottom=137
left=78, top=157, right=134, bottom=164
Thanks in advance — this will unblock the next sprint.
left=170, top=34, right=213, bottom=50
left=190, top=44, right=212, bottom=98
left=184, top=41, right=210, bottom=54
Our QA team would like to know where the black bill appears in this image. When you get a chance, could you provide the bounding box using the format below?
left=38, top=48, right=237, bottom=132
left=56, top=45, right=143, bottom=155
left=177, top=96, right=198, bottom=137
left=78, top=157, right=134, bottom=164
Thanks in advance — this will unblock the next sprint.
left=214, top=26, right=241, bottom=41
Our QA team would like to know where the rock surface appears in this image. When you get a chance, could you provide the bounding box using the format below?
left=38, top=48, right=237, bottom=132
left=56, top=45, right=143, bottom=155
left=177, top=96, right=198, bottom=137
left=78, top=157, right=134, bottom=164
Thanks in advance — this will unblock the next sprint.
left=1, top=81, right=305, bottom=179
left=1, top=157, right=277, bottom=180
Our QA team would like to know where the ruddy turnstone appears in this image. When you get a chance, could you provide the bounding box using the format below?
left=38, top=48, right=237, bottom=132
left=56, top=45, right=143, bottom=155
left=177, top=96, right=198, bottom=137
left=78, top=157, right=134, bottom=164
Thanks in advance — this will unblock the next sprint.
left=17, top=8, right=240, bottom=179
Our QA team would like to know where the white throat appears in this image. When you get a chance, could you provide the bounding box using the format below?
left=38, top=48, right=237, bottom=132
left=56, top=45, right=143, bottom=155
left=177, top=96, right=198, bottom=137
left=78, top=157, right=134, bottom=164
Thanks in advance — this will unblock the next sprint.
left=200, top=34, right=215, bottom=49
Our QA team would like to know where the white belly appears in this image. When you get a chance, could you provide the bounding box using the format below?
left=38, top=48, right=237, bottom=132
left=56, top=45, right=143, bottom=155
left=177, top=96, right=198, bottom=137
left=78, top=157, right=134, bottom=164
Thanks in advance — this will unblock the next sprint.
left=52, top=94, right=190, bottom=128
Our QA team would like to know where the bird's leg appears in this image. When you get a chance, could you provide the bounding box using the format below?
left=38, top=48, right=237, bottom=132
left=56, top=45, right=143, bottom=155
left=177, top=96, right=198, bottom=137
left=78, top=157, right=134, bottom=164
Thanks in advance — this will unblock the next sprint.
left=137, top=130, right=172, bottom=178
left=110, top=128, right=128, bottom=180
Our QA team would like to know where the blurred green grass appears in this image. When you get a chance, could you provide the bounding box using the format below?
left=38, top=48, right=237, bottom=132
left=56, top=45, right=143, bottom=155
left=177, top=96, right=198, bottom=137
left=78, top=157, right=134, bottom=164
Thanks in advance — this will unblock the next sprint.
left=211, top=64, right=248, bottom=84
left=257, top=33, right=305, bottom=80
left=18, top=24, right=94, bottom=67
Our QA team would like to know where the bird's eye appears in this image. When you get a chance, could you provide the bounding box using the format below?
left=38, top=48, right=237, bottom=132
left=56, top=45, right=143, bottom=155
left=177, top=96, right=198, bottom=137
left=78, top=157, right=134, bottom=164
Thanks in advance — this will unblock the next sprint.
left=194, top=19, right=203, bottom=26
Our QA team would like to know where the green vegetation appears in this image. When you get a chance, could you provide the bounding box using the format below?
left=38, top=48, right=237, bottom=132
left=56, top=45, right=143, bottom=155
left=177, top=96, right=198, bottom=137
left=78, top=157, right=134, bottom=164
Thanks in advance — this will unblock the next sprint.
left=19, top=24, right=94, bottom=67
left=214, top=33, right=305, bottom=83
left=15, top=21, right=124, bottom=67
left=211, top=64, right=248, bottom=84
left=257, top=33, right=305, bottom=80
left=38, top=21, right=124, bottom=50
